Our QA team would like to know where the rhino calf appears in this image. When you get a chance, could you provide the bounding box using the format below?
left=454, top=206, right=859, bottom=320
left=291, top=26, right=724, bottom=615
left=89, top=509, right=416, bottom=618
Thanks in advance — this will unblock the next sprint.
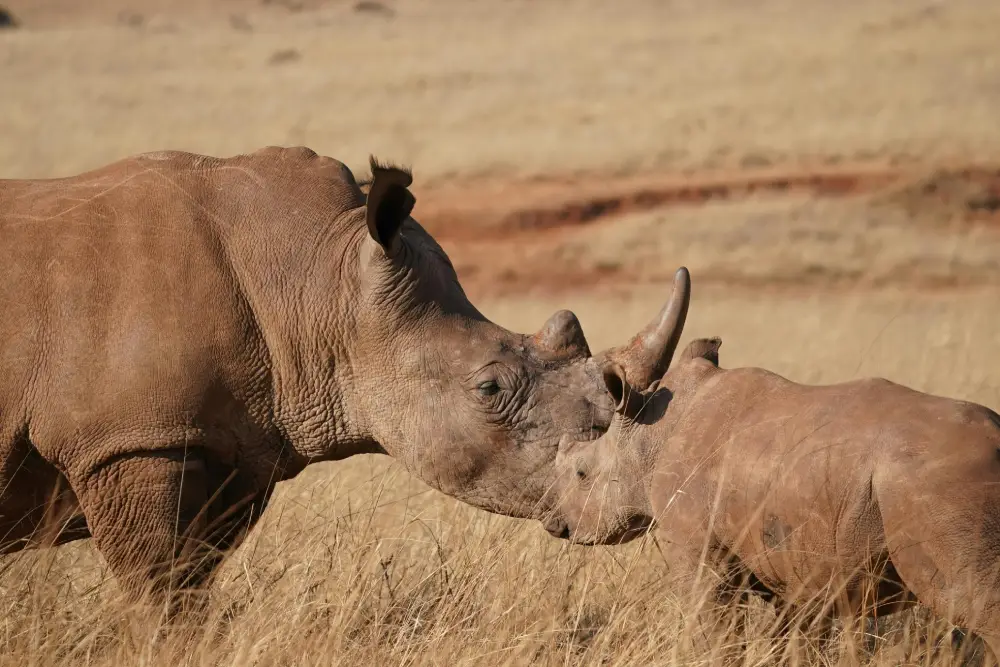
left=547, top=267, right=1000, bottom=660
left=1, top=146, right=687, bottom=608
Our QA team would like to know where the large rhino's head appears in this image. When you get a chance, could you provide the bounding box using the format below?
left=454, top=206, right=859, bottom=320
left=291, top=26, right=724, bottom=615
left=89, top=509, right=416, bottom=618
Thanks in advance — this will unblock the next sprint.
left=344, top=160, right=684, bottom=519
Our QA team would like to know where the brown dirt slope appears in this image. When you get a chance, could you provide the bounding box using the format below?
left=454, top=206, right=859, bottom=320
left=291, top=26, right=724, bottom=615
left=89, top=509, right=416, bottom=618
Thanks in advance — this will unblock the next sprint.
left=417, top=163, right=1000, bottom=298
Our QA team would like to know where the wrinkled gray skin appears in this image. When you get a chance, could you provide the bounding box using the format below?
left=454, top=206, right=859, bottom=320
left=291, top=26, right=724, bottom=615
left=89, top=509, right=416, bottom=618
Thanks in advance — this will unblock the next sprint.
left=547, top=269, right=1000, bottom=662
left=0, top=147, right=680, bottom=605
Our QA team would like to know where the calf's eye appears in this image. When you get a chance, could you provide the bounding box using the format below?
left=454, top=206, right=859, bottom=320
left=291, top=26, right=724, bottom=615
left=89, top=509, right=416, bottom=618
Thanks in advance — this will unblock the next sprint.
left=477, top=380, right=501, bottom=398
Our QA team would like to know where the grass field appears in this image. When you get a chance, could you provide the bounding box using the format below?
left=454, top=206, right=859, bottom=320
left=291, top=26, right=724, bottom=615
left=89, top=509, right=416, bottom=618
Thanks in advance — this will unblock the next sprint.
left=3, top=0, right=1000, bottom=664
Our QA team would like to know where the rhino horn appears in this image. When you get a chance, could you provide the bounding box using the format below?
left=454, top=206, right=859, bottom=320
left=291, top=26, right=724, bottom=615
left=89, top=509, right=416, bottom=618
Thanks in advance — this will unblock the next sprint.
left=533, top=309, right=592, bottom=361
left=602, top=267, right=691, bottom=390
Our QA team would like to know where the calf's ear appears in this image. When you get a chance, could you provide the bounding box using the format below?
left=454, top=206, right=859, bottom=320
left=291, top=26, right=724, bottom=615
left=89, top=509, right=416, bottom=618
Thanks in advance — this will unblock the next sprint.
left=601, top=362, right=645, bottom=419
left=366, top=156, right=416, bottom=251
left=678, top=337, right=722, bottom=366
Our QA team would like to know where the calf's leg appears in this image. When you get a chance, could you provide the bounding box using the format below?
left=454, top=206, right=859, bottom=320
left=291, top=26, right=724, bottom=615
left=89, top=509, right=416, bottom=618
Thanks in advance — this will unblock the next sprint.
left=876, top=472, right=1000, bottom=666
left=659, top=537, right=768, bottom=658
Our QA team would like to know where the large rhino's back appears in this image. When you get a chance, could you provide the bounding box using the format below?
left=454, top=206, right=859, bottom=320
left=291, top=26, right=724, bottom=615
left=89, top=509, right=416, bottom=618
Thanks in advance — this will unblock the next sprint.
left=0, top=147, right=357, bottom=460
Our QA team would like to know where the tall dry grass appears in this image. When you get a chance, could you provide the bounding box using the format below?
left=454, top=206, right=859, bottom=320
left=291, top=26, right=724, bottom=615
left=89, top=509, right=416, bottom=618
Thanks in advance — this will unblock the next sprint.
left=0, top=438, right=992, bottom=666
left=0, top=503, right=986, bottom=666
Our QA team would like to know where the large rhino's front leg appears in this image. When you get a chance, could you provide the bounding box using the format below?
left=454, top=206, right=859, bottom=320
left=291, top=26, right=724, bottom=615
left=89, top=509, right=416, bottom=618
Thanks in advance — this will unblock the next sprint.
left=70, top=447, right=268, bottom=611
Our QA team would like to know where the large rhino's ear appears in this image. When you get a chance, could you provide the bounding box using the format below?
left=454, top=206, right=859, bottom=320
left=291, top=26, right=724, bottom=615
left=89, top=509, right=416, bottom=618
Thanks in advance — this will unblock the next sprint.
left=366, top=156, right=416, bottom=251
left=601, top=361, right=644, bottom=419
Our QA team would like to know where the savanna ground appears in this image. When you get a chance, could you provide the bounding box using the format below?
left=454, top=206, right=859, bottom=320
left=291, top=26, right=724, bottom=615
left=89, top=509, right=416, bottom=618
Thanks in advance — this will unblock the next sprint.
left=3, top=0, right=1000, bottom=664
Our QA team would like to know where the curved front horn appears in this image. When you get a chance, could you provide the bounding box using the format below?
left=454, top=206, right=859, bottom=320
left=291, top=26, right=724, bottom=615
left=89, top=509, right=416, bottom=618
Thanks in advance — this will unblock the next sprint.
left=600, top=267, right=691, bottom=390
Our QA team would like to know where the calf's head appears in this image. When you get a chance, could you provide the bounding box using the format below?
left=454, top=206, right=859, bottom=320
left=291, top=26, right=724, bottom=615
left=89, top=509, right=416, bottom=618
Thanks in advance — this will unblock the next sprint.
left=544, top=363, right=660, bottom=545
left=344, top=160, right=685, bottom=519
left=543, top=268, right=706, bottom=544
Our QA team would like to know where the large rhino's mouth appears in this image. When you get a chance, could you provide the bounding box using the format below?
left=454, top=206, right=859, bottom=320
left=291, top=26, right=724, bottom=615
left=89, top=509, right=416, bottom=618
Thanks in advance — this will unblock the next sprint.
left=542, top=515, right=572, bottom=540
left=616, top=515, right=654, bottom=543
left=560, top=515, right=653, bottom=546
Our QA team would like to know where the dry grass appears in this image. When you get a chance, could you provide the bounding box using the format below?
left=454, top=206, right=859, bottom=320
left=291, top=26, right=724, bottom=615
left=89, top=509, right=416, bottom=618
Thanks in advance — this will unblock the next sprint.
left=4, top=0, right=1000, bottom=664
left=0, top=474, right=989, bottom=667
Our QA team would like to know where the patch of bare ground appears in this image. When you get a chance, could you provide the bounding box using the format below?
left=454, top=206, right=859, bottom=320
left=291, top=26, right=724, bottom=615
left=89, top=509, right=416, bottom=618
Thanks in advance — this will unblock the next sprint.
left=418, top=162, right=1000, bottom=299
left=419, top=163, right=908, bottom=240
left=878, top=166, right=1000, bottom=226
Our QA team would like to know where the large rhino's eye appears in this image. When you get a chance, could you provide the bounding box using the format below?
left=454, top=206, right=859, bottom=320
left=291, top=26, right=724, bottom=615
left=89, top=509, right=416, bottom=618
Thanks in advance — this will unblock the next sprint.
left=470, top=363, right=522, bottom=410
left=477, top=380, right=501, bottom=398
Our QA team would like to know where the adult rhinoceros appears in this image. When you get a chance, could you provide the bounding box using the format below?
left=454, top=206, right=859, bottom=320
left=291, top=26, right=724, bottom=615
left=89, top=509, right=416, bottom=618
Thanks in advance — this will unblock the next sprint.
left=0, top=147, right=678, bottom=605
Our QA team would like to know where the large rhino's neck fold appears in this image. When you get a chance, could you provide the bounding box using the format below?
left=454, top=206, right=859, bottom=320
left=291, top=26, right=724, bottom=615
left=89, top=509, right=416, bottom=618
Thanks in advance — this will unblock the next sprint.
left=222, top=196, right=380, bottom=467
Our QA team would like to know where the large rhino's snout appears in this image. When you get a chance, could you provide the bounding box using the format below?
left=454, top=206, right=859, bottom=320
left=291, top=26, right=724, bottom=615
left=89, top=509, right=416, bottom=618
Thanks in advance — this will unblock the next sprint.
left=541, top=513, right=572, bottom=539
left=523, top=309, right=614, bottom=441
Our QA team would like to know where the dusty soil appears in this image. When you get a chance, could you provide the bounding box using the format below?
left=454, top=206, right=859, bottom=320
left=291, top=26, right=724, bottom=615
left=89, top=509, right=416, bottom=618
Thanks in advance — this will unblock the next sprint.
left=415, top=162, right=1000, bottom=297
left=4, top=0, right=1000, bottom=664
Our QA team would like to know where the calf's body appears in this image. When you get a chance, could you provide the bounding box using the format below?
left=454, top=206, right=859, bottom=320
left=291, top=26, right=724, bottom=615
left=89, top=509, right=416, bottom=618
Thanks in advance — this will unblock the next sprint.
left=549, top=270, right=1000, bottom=658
